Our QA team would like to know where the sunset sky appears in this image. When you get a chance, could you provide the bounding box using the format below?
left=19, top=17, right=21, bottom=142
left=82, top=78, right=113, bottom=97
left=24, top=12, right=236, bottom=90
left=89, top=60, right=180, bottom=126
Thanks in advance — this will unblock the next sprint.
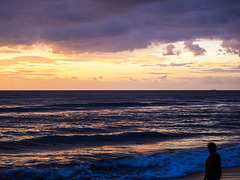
left=0, top=0, right=240, bottom=90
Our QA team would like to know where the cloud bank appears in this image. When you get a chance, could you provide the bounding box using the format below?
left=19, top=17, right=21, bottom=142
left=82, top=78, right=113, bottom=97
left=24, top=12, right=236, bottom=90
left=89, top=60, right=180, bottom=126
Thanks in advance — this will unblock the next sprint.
left=0, top=0, right=239, bottom=53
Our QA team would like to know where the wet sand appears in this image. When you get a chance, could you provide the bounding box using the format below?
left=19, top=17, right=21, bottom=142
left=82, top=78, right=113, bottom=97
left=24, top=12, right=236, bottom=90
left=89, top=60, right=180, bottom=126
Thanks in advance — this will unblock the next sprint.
left=154, top=167, right=240, bottom=180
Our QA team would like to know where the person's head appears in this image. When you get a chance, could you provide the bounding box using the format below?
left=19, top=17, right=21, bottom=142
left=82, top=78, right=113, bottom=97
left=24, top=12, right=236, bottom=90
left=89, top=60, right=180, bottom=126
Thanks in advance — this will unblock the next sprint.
left=208, top=142, right=217, bottom=153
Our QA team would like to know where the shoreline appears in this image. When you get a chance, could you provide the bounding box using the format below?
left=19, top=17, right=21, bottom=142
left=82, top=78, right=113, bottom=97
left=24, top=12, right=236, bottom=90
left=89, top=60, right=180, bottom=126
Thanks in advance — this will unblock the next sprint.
left=153, top=167, right=240, bottom=180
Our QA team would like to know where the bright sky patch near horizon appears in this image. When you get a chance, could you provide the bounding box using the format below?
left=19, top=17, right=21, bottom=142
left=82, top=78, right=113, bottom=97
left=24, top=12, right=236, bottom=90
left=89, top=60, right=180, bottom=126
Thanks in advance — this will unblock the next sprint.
left=0, top=0, right=240, bottom=90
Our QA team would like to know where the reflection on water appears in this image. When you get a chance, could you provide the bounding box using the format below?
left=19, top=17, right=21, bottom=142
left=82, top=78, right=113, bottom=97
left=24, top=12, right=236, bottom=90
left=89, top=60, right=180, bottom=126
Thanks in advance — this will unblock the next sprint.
left=1, top=134, right=239, bottom=171
left=0, top=91, right=240, bottom=178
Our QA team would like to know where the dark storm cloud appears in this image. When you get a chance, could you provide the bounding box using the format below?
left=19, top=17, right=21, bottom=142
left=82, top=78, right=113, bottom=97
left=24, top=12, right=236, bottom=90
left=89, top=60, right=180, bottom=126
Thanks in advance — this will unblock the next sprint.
left=0, top=0, right=239, bottom=53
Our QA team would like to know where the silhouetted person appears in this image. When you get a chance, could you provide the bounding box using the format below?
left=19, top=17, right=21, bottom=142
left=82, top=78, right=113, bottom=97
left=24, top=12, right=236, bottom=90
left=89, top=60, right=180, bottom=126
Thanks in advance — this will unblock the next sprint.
left=204, top=142, right=222, bottom=180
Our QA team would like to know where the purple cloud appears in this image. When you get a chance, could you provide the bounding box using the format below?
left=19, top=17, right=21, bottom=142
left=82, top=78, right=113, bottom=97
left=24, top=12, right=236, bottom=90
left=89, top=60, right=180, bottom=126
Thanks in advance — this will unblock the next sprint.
left=148, top=72, right=172, bottom=75
left=162, top=44, right=181, bottom=56
left=200, top=76, right=223, bottom=84
left=0, top=0, right=239, bottom=53
left=222, top=40, right=240, bottom=56
left=184, top=41, right=206, bottom=56
left=170, top=62, right=193, bottom=67
left=158, top=75, right=167, bottom=81
left=143, top=62, right=193, bottom=67
left=202, top=68, right=240, bottom=73
left=93, top=76, right=103, bottom=81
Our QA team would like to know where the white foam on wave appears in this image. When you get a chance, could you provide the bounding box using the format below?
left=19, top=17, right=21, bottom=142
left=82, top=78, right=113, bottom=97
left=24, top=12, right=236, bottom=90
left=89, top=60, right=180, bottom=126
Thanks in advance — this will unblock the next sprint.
left=1, top=143, right=240, bottom=180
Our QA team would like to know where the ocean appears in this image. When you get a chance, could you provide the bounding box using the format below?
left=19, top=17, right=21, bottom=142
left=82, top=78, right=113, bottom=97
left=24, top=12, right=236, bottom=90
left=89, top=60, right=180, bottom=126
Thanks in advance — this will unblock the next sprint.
left=0, top=91, right=239, bottom=179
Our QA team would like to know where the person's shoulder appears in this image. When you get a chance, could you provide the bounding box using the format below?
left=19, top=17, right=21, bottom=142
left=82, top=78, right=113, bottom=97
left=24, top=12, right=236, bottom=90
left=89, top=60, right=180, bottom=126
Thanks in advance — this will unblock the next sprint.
left=213, top=152, right=221, bottom=157
left=207, top=153, right=213, bottom=160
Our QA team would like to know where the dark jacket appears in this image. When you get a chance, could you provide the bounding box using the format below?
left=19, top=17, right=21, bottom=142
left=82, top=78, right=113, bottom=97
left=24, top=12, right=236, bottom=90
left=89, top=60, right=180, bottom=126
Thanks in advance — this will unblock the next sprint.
left=205, top=152, right=222, bottom=177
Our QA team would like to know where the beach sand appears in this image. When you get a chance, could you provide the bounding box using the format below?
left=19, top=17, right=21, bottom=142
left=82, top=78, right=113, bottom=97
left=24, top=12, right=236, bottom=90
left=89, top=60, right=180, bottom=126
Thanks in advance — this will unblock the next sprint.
left=154, top=167, right=240, bottom=180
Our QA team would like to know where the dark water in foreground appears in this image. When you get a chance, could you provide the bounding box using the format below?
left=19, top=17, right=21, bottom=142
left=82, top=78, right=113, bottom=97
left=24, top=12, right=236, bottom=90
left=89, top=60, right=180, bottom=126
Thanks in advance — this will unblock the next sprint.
left=0, top=91, right=239, bottom=179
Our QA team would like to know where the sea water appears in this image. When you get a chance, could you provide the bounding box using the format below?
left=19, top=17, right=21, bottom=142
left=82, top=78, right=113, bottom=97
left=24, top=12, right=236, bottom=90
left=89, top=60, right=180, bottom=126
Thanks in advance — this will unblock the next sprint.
left=0, top=91, right=239, bottom=179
